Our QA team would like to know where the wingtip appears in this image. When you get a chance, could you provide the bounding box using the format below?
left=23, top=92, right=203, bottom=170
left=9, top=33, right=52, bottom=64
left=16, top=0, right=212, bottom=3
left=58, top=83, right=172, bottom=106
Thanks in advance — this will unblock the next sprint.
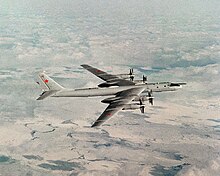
left=91, top=124, right=97, bottom=128
left=81, top=64, right=88, bottom=67
left=36, top=97, right=42, bottom=100
left=91, top=122, right=101, bottom=128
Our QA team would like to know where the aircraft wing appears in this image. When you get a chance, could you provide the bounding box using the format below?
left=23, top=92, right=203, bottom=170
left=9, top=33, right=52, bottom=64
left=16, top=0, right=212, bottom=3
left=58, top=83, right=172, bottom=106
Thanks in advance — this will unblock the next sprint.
left=36, top=90, right=58, bottom=100
left=91, top=87, right=145, bottom=127
left=81, top=64, right=135, bottom=86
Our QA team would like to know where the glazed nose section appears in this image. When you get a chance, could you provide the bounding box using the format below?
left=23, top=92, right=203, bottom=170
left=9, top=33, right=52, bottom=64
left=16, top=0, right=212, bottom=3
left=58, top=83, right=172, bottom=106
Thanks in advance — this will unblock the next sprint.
left=169, top=82, right=186, bottom=89
left=170, top=83, right=181, bottom=87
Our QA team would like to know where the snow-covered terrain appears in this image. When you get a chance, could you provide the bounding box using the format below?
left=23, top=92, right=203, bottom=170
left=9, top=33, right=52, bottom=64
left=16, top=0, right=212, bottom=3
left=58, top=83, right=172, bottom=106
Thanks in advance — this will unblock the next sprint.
left=0, top=0, right=219, bottom=175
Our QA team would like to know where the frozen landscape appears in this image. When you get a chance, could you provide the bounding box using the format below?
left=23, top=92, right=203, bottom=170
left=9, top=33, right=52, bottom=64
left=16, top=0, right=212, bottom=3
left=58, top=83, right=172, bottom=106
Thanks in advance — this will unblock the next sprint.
left=0, top=0, right=220, bottom=175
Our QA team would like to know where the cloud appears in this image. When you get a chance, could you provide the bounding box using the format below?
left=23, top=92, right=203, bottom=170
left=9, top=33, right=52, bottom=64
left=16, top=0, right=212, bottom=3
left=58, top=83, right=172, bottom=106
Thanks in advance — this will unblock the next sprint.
left=180, top=158, right=220, bottom=176
left=0, top=0, right=220, bottom=175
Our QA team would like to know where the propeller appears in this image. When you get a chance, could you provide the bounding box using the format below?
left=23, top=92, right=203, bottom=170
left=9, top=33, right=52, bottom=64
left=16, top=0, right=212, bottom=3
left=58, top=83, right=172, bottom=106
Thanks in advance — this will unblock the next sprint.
left=143, top=75, right=147, bottom=83
left=129, top=68, right=134, bottom=81
left=129, top=68, right=133, bottom=75
left=139, top=98, right=145, bottom=113
left=148, top=90, right=153, bottom=105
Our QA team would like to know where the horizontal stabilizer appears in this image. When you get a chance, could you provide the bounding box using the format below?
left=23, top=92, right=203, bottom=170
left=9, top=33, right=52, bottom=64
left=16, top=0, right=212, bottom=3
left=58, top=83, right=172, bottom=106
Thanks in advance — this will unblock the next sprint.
left=36, top=90, right=58, bottom=100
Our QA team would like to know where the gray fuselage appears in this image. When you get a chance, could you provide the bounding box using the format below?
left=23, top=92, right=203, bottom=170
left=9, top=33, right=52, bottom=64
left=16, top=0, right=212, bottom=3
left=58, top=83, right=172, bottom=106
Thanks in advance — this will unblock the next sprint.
left=52, top=82, right=181, bottom=98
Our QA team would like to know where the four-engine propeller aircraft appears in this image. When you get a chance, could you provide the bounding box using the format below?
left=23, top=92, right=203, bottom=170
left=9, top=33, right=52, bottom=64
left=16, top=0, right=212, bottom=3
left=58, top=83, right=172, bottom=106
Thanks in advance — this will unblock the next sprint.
left=36, top=64, right=186, bottom=127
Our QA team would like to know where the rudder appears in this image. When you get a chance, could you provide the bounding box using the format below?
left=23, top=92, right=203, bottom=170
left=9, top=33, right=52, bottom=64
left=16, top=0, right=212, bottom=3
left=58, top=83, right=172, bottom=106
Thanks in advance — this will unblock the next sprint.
left=39, top=72, right=64, bottom=91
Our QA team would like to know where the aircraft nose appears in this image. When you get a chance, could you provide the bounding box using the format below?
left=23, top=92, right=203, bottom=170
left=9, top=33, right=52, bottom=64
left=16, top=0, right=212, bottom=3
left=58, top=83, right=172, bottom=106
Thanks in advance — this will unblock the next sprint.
left=169, top=83, right=183, bottom=90
left=170, top=83, right=180, bottom=87
left=169, top=83, right=181, bottom=87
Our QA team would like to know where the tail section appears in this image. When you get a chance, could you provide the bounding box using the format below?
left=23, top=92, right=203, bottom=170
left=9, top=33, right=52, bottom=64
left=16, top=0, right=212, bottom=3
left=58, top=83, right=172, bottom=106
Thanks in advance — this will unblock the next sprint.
left=39, top=72, right=64, bottom=91
left=36, top=72, right=64, bottom=100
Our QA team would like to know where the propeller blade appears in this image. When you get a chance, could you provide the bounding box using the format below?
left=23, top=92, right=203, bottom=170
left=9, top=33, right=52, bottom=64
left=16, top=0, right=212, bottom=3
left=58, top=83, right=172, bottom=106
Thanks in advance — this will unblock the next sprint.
left=129, top=69, right=132, bottom=75
left=149, top=98, right=153, bottom=105
left=129, top=68, right=134, bottom=75
left=148, top=90, right=152, bottom=97
left=139, top=97, right=145, bottom=113
left=148, top=90, right=153, bottom=105
left=129, top=68, right=134, bottom=81
left=143, top=75, right=147, bottom=83
left=130, top=75, right=134, bottom=81
left=139, top=98, right=143, bottom=105
left=140, top=106, right=145, bottom=113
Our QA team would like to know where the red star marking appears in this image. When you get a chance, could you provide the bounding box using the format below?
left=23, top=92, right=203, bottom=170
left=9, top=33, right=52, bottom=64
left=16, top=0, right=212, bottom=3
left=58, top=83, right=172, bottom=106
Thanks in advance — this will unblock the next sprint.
left=96, top=69, right=101, bottom=73
left=106, top=113, right=112, bottom=116
left=44, top=79, right=49, bottom=83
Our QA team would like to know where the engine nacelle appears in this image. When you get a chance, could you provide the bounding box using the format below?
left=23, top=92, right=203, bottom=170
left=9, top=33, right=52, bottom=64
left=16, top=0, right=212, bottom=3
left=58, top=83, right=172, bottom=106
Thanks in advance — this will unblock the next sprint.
left=133, top=80, right=144, bottom=84
left=98, top=82, right=118, bottom=88
left=122, top=104, right=144, bottom=110
left=116, top=68, right=134, bottom=80
left=116, top=74, right=134, bottom=80
left=133, top=96, right=153, bottom=102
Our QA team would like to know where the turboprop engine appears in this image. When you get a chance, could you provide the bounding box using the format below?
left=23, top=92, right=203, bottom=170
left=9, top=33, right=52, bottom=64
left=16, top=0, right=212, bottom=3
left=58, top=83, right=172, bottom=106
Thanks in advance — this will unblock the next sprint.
left=133, top=96, right=151, bottom=102
left=98, top=82, right=119, bottom=88
left=122, top=104, right=142, bottom=110
left=102, top=97, right=145, bottom=113
left=133, top=94, right=154, bottom=105
left=122, top=103, right=145, bottom=113
left=116, top=68, right=134, bottom=81
left=133, top=75, right=147, bottom=84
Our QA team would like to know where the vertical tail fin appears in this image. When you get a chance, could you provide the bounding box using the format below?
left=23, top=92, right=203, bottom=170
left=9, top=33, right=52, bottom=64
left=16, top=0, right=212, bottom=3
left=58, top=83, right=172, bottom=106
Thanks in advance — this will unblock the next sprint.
left=36, top=72, right=64, bottom=100
left=39, top=72, right=64, bottom=91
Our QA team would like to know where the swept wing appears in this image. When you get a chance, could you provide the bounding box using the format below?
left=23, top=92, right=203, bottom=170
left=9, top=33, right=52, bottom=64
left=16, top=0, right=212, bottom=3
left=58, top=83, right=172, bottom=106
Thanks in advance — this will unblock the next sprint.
left=91, top=87, right=145, bottom=127
left=81, top=64, right=135, bottom=86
